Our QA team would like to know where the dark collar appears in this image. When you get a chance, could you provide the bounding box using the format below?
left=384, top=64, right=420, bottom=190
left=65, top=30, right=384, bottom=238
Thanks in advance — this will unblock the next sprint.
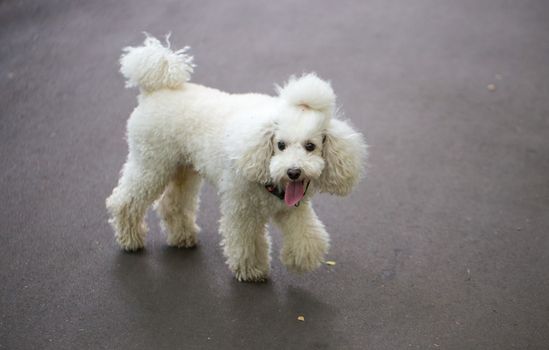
left=265, top=184, right=286, bottom=201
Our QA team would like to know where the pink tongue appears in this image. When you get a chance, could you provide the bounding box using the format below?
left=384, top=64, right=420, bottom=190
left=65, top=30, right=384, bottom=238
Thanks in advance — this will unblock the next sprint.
left=284, top=181, right=305, bottom=206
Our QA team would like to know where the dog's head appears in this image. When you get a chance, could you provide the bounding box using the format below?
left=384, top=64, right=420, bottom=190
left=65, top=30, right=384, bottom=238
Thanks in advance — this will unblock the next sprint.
left=231, top=74, right=367, bottom=206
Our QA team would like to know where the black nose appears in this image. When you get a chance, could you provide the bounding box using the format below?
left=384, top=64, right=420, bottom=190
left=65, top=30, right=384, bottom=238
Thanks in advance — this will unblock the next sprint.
left=287, top=168, right=301, bottom=180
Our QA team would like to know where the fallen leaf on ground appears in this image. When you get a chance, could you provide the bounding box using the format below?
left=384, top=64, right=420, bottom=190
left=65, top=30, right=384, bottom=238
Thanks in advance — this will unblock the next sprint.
left=325, top=261, right=336, bottom=266
left=297, top=315, right=305, bottom=321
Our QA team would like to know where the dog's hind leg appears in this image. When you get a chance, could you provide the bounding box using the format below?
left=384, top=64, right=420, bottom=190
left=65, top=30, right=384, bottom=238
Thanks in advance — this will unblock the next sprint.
left=106, top=156, right=174, bottom=251
left=156, top=165, right=202, bottom=248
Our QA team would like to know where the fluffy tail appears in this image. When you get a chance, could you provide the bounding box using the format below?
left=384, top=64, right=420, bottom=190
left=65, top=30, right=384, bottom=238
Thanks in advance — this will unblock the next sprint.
left=120, top=34, right=195, bottom=93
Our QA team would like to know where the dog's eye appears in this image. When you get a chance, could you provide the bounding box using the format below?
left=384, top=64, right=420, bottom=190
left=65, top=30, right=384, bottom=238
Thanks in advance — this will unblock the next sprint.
left=277, top=141, right=286, bottom=151
left=304, top=142, right=316, bottom=152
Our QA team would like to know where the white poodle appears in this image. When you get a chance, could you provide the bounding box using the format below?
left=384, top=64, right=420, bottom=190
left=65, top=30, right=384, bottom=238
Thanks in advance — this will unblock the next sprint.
left=106, top=35, right=367, bottom=282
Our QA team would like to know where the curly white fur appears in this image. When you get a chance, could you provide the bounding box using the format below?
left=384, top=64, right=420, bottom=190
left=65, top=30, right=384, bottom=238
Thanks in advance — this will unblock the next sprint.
left=106, top=35, right=368, bottom=282
left=120, top=34, right=194, bottom=92
left=276, top=74, right=336, bottom=115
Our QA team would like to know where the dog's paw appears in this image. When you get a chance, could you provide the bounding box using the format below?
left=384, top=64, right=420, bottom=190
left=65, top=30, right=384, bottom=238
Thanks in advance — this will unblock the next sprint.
left=233, top=264, right=269, bottom=283
left=116, top=233, right=145, bottom=251
left=281, top=237, right=328, bottom=273
left=167, top=234, right=197, bottom=248
left=164, top=222, right=200, bottom=248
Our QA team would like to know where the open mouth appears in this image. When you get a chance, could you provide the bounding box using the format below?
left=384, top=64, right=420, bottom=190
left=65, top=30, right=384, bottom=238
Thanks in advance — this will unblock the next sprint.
left=284, top=180, right=306, bottom=207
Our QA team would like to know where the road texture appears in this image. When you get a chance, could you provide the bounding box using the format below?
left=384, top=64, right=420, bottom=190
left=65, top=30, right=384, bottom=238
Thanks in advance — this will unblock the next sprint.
left=1, top=0, right=548, bottom=349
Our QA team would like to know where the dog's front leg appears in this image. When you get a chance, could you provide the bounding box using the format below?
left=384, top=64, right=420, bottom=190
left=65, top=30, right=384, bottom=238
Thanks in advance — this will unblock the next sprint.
left=219, top=194, right=271, bottom=282
left=274, top=202, right=330, bottom=272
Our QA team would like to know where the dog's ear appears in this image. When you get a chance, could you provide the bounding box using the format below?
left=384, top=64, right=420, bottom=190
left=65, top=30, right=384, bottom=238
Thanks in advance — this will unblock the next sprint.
left=277, top=73, right=336, bottom=116
left=229, top=119, right=275, bottom=184
left=318, top=118, right=367, bottom=195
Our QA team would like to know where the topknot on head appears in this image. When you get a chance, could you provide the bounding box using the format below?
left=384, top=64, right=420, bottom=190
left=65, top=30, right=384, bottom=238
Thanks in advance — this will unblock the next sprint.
left=276, top=73, right=336, bottom=116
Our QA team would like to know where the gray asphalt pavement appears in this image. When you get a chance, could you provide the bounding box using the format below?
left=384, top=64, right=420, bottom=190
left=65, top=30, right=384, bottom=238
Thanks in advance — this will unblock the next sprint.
left=1, top=0, right=549, bottom=349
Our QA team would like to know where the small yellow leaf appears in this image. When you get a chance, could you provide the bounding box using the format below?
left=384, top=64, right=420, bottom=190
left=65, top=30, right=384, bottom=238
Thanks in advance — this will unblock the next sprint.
left=325, top=261, right=336, bottom=266
left=297, top=315, right=305, bottom=321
